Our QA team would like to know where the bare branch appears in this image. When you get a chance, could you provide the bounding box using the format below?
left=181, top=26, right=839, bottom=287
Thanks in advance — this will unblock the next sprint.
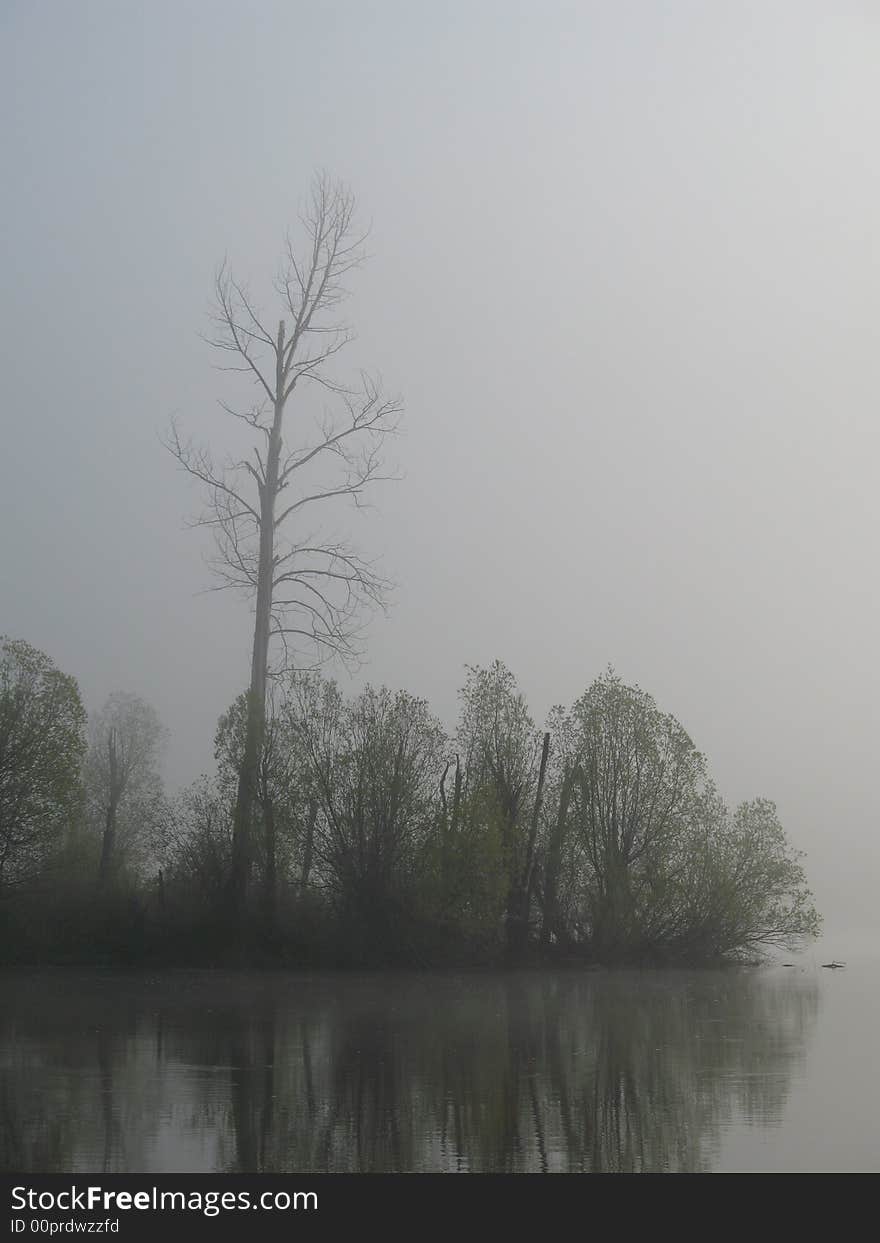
left=217, top=398, right=272, bottom=437
left=161, top=419, right=261, bottom=525
left=208, top=264, right=277, bottom=404
left=277, top=386, right=403, bottom=487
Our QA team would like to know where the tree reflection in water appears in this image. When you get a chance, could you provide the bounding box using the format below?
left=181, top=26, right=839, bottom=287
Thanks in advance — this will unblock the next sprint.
left=0, top=969, right=818, bottom=1173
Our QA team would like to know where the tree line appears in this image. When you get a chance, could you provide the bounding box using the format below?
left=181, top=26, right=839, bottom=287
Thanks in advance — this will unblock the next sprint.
left=0, top=637, right=819, bottom=966
left=0, top=173, right=820, bottom=966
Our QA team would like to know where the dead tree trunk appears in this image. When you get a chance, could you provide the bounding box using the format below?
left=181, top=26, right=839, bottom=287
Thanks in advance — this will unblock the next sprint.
left=166, top=175, right=401, bottom=936
left=230, top=323, right=285, bottom=924
left=98, top=728, right=122, bottom=888
left=300, top=796, right=317, bottom=897
left=541, top=764, right=576, bottom=950
left=506, top=732, right=550, bottom=960
left=263, top=794, right=277, bottom=936
left=98, top=797, right=117, bottom=887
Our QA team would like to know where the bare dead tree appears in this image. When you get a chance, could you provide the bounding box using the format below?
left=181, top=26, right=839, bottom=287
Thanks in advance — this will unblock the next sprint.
left=164, top=173, right=402, bottom=923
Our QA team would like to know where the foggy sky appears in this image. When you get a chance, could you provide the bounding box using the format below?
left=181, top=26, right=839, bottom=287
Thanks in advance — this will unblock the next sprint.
left=2, top=1, right=878, bottom=945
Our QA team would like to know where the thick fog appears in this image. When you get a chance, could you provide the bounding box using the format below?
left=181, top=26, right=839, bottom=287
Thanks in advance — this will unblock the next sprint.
left=1, top=1, right=877, bottom=947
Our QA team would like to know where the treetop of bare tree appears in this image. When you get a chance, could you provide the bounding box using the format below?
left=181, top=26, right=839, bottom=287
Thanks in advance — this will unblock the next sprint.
left=164, top=172, right=403, bottom=674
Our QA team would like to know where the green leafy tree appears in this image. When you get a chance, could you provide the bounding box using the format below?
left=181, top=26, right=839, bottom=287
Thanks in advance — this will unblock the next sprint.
left=0, top=638, right=86, bottom=894
left=289, top=675, right=446, bottom=957
left=419, top=783, right=508, bottom=957
left=568, top=669, right=706, bottom=957
left=676, top=794, right=821, bottom=958
left=559, top=670, right=819, bottom=961
left=456, top=661, right=545, bottom=956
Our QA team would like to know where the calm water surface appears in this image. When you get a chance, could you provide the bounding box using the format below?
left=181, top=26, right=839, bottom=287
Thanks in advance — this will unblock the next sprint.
left=1, top=962, right=876, bottom=1172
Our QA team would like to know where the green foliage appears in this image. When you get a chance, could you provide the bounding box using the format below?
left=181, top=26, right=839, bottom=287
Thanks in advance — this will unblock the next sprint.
left=674, top=795, right=821, bottom=959
left=457, top=660, right=541, bottom=829
left=287, top=677, right=447, bottom=956
left=565, top=669, right=707, bottom=956
left=455, top=661, right=545, bottom=956
left=0, top=637, right=87, bottom=894
left=0, top=639, right=822, bottom=966
left=419, top=786, right=508, bottom=956
left=544, top=672, right=820, bottom=962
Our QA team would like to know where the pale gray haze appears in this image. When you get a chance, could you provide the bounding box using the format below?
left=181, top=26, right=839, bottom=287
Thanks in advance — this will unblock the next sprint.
left=1, top=1, right=877, bottom=948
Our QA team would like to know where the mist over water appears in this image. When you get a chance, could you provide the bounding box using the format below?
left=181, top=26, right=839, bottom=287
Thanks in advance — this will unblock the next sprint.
left=2, top=2, right=879, bottom=1182
left=6, top=963, right=874, bottom=1174
left=1, top=2, right=878, bottom=947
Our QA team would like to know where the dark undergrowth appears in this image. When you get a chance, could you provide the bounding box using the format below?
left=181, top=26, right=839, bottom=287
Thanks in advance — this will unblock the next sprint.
left=0, top=890, right=758, bottom=972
